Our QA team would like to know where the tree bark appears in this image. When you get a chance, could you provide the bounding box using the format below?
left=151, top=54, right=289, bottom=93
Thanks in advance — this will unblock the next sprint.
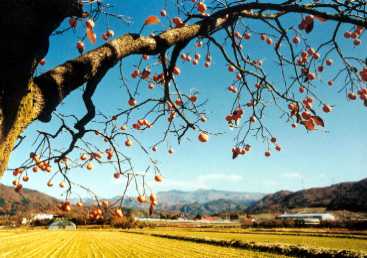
left=0, top=0, right=83, bottom=173
left=0, top=82, right=44, bottom=174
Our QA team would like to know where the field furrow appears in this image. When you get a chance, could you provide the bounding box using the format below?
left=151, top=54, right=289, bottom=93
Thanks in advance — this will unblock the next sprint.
left=4, top=228, right=366, bottom=257
left=135, top=228, right=367, bottom=252
left=0, top=230, right=288, bottom=258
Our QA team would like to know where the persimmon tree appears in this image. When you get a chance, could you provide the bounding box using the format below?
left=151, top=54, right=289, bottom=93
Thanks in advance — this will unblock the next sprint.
left=1, top=0, right=366, bottom=217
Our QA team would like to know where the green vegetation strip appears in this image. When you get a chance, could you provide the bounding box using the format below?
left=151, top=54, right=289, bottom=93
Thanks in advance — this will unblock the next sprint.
left=131, top=231, right=366, bottom=258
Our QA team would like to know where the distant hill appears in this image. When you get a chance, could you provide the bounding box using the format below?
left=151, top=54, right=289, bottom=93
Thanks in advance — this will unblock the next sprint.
left=107, top=189, right=265, bottom=216
left=0, top=184, right=264, bottom=217
left=179, top=199, right=250, bottom=216
left=0, top=184, right=58, bottom=216
left=3, top=177, right=366, bottom=218
left=156, top=189, right=264, bottom=206
left=247, top=178, right=367, bottom=213
left=71, top=189, right=265, bottom=216
left=153, top=189, right=264, bottom=216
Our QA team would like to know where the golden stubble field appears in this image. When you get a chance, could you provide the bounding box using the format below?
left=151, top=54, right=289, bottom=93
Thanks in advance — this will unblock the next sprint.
left=0, top=229, right=287, bottom=258
left=135, top=227, right=367, bottom=252
left=0, top=227, right=366, bottom=258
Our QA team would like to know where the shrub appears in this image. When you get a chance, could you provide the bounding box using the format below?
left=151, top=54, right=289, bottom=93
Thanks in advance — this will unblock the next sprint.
left=111, top=215, right=138, bottom=229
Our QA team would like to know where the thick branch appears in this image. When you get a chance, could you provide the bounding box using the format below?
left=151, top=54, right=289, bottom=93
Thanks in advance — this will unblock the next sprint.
left=1, top=1, right=366, bottom=176
left=34, top=2, right=366, bottom=122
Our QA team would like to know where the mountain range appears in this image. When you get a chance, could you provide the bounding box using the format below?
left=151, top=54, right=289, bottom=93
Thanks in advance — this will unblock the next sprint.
left=79, top=189, right=264, bottom=216
left=247, top=178, right=367, bottom=213
left=0, top=177, right=366, bottom=217
left=0, top=184, right=58, bottom=216
left=151, top=189, right=263, bottom=215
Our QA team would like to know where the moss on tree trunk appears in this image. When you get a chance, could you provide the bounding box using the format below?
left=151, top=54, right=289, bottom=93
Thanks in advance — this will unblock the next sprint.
left=0, top=82, right=44, bottom=175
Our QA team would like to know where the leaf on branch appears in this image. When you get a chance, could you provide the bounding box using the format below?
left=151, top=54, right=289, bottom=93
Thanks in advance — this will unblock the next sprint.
left=144, top=16, right=160, bottom=25
left=296, top=113, right=302, bottom=123
left=149, top=205, right=154, bottom=216
left=232, top=151, right=239, bottom=160
left=305, top=20, right=314, bottom=33
left=86, top=28, right=96, bottom=44
left=315, top=16, right=327, bottom=23
left=311, top=116, right=324, bottom=127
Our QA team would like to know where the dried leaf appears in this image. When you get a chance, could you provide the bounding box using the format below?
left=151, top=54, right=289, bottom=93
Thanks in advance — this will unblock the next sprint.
left=311, top=116, right=325, bottom=127
left=305, top=20, right=314, bottom=33
left=149, top=204, right=154, bottom=216
left=86, top=28, right=96, bottom=44
left=296, top=113, right=302, bottom=123
left=144, top=16, right=160, bottom=25
left=315, top=16, right=327, bottom=22
left=232, top=152, right=239, bottom=159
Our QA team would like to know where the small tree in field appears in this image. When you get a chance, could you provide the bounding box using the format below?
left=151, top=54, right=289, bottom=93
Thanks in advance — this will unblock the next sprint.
left=0, top=0, right=366, bottom=217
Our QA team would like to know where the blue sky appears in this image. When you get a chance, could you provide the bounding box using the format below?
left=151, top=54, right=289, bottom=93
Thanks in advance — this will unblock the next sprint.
left=5, top=1, right=367, bottom=199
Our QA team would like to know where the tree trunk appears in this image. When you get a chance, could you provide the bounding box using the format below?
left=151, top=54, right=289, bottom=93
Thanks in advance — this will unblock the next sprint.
left=0, top=0, right=82, bottom=174
left=0, top=82, right=44, bottom=173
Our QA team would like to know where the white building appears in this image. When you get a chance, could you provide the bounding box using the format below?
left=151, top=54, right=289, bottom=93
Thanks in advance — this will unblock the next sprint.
left=32, top=213, right=54, bottom=221
left=21, top=218, right=28, bottom=225
left=277, top=213, right=335, bottom=224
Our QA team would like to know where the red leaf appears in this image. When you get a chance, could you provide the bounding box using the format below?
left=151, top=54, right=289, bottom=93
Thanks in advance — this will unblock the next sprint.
left=144, top=16, right=160, bottom=25
left=149, top=204, right=154, bottom=216
left=311, top=116, right=325, bottom=127
left=305, top=20, right=314, bottom=33
left=315, top=16, right=327, bottom=23
left=232, top=152, right=239, bottom=159
left=86, top=28, right=96, bottom=44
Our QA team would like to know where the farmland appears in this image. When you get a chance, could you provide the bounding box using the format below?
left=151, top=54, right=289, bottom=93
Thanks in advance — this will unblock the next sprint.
left=128, top=226, right=367, bottom=257
left=0, top=229, right=287, bottom=258
left=133, top=227, right=367, bottom=252
left=0, top=228, right=365, bottom=257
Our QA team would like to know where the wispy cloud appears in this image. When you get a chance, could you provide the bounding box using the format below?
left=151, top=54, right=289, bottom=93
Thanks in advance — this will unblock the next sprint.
left=263, top=180, right=282, bottom=188
left=197, top=174, right=243, bottom=182
left=152, top=173, right=243, bottom=191
left=281, top=172, right=304, bottom=179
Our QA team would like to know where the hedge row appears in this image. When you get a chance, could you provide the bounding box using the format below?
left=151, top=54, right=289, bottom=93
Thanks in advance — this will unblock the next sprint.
left=144, top=233, right=366, bottom=258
